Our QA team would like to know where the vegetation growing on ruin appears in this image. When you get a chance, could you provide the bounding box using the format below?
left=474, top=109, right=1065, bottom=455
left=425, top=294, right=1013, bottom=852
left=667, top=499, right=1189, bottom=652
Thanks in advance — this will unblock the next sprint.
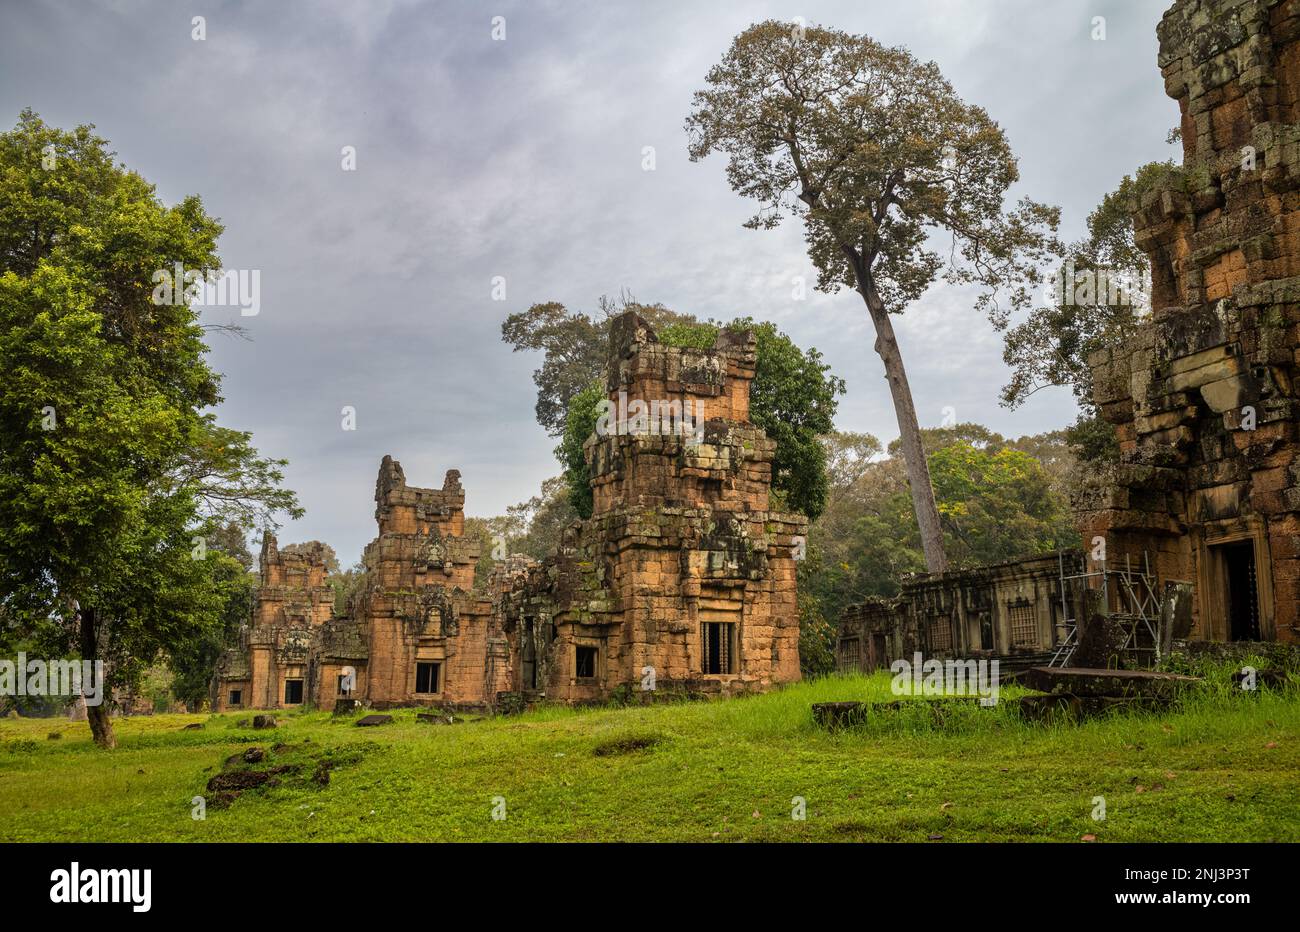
left=508, top=300, right=844, bottom=522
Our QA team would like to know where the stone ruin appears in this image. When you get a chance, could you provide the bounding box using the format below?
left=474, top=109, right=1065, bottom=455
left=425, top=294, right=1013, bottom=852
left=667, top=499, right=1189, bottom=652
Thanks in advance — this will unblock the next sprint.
left=1084, top=0, right=1300, bottom=646
left=211, top=310, right=806, bottom=711
left=498, top=312, right=805, bottom=702
left=836, top=0, right=1300, bottom=676
left=835, top=552, right=1089, bottom=674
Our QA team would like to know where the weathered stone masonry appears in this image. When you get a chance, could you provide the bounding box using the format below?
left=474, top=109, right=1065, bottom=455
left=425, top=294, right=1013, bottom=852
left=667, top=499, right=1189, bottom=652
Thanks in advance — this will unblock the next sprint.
left=836, top=553, right=1089, bottom=673
left=1085, top=0, right=1300, bottom=645
left=212, top=312, right=805, bottom=710
left=497, top=313, right=806, bottom=702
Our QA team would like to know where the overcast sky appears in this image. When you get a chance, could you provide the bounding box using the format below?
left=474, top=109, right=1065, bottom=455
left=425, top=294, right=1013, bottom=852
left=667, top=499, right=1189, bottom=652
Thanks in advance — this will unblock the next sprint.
left=0, top=0, right=1178, bottom=562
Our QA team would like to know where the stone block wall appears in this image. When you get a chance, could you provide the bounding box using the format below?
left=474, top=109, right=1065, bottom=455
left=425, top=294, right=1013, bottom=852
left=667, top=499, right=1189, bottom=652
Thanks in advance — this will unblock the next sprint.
left=1083, top=0, right=1300, bottom=644
left=835, top=552, right=1087, bottom=672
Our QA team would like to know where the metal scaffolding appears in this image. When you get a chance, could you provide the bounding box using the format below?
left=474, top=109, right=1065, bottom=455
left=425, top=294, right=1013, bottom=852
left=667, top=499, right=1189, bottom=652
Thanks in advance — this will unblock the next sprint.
left=1052, top=550, right=1164, bottom=668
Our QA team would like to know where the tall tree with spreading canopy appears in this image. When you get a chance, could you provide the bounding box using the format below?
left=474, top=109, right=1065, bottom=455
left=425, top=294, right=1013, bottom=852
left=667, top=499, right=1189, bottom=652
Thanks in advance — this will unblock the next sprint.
left=0, top=110, right=299, bottom=746
left=686, top=21, right=1060, bottom=573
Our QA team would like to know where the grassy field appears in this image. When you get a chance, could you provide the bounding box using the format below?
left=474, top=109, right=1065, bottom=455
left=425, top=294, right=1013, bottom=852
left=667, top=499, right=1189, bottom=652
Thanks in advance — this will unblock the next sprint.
left=1, top=670, right=1296, bottom=842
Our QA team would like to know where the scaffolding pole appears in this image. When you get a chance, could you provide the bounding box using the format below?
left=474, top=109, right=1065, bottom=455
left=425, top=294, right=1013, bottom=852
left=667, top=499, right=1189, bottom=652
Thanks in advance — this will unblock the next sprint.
left=1051, top=549, right=1164, bottom=668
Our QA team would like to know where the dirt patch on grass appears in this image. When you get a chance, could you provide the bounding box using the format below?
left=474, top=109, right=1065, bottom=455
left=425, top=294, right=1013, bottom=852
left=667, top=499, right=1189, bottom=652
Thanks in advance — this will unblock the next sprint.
left=592, top=732, right=665, bottom=757
left=204, top=742, right=373, bottom=809
left=831, top=820, right=872, bottom=836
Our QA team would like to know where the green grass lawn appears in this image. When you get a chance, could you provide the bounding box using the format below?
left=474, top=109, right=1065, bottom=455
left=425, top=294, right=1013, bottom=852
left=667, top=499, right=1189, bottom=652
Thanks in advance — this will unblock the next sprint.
left=1, top=671, right=1296, bottom=842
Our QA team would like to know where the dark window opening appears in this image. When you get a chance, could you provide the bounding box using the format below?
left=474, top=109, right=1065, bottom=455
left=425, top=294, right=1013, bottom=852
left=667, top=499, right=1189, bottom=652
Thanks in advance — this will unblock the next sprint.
left=871, top=634, right=887, bottom=672
left=415, top=662, right=441, bottom=694
left=337, top=674, right=352, bottom=696
left=979, top=614, right=994, bottom=651
left=284, top=679, right=303, bottom=705
left=575, top=646, right=597, bottom=679
left=522, top=620, right=537, bottom=689
left=1222, top=541, right=1261, bottom=640
left=1009, top=602, right=1037, bottom=648
left=702, top=622, right=735, bottom=674
left=228, top=689, right=242, bottom=707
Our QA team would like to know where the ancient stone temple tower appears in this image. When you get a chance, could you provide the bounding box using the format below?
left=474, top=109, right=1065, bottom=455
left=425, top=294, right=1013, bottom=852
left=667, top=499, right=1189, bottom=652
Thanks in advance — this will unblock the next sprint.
left=213, top=311, right=805, bottom=711
left=212, top=462, right=509, bottom=712
left=1085, top=0, right=1300, bottom=644
left=352, top=459, right=506, bottom=707
left=499, top=313, right=807, bottom=701
left=212, top=535, right=335, bottom=710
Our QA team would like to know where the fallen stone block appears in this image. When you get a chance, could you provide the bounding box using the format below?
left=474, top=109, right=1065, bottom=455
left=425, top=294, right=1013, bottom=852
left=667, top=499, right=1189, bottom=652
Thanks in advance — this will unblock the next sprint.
left=813, top=697, right=989, bottom=728
left=1023, top=666, right=1201, bottom=699
left=206, top=769, right=275, bottom=793
left=355, top=714, right=393, bottom=727
left=812, top=701, right=867, bottom=728
left=252, top=714, right=277, bottom=729
left=1233, top=669, right=1292, bottom=691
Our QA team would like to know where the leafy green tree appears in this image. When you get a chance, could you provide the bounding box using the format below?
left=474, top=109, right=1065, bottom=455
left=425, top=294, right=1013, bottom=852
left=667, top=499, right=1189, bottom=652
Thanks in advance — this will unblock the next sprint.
left=796, top=586, right=836, bottom=677
left=168, top=523, right=256, bottom=709
left=821, top=431, right=882, bottom=491
left=1000, top=163, right=1172, bottom=466
left=466, top=477, right=580, bottom=584
left=502, top=294, right=699, bottom=436
left=802, top=427, right=1073, bottom=627
left=506, top=476, right=580, bottom=560
left=929, top=442, right=1075, bottom=566
left=555, top=382, right=604, bottom=519
left=687, top=21, right=1060, bottom=573
left=742, top=317, right=843, bottom=518
left=0, top=111, right=298, bottom=746
left=502, top=303, right=608, bottom=438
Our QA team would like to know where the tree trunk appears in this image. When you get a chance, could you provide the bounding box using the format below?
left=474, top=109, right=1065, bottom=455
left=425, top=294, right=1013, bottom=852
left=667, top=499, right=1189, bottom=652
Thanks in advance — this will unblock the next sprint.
left=856, top=277, right=949, bottom=575
left=79, top=606, right=116, bottom=749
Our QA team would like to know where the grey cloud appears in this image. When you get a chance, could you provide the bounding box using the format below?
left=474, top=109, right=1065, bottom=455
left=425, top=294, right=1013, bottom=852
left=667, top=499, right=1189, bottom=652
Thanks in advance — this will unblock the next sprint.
left=0, top=0, right=1175, bottom=560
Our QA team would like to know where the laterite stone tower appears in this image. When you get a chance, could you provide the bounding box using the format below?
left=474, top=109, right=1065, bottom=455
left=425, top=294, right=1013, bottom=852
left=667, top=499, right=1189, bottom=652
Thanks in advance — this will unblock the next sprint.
left=1085, top=0, right=1300, bottom=643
